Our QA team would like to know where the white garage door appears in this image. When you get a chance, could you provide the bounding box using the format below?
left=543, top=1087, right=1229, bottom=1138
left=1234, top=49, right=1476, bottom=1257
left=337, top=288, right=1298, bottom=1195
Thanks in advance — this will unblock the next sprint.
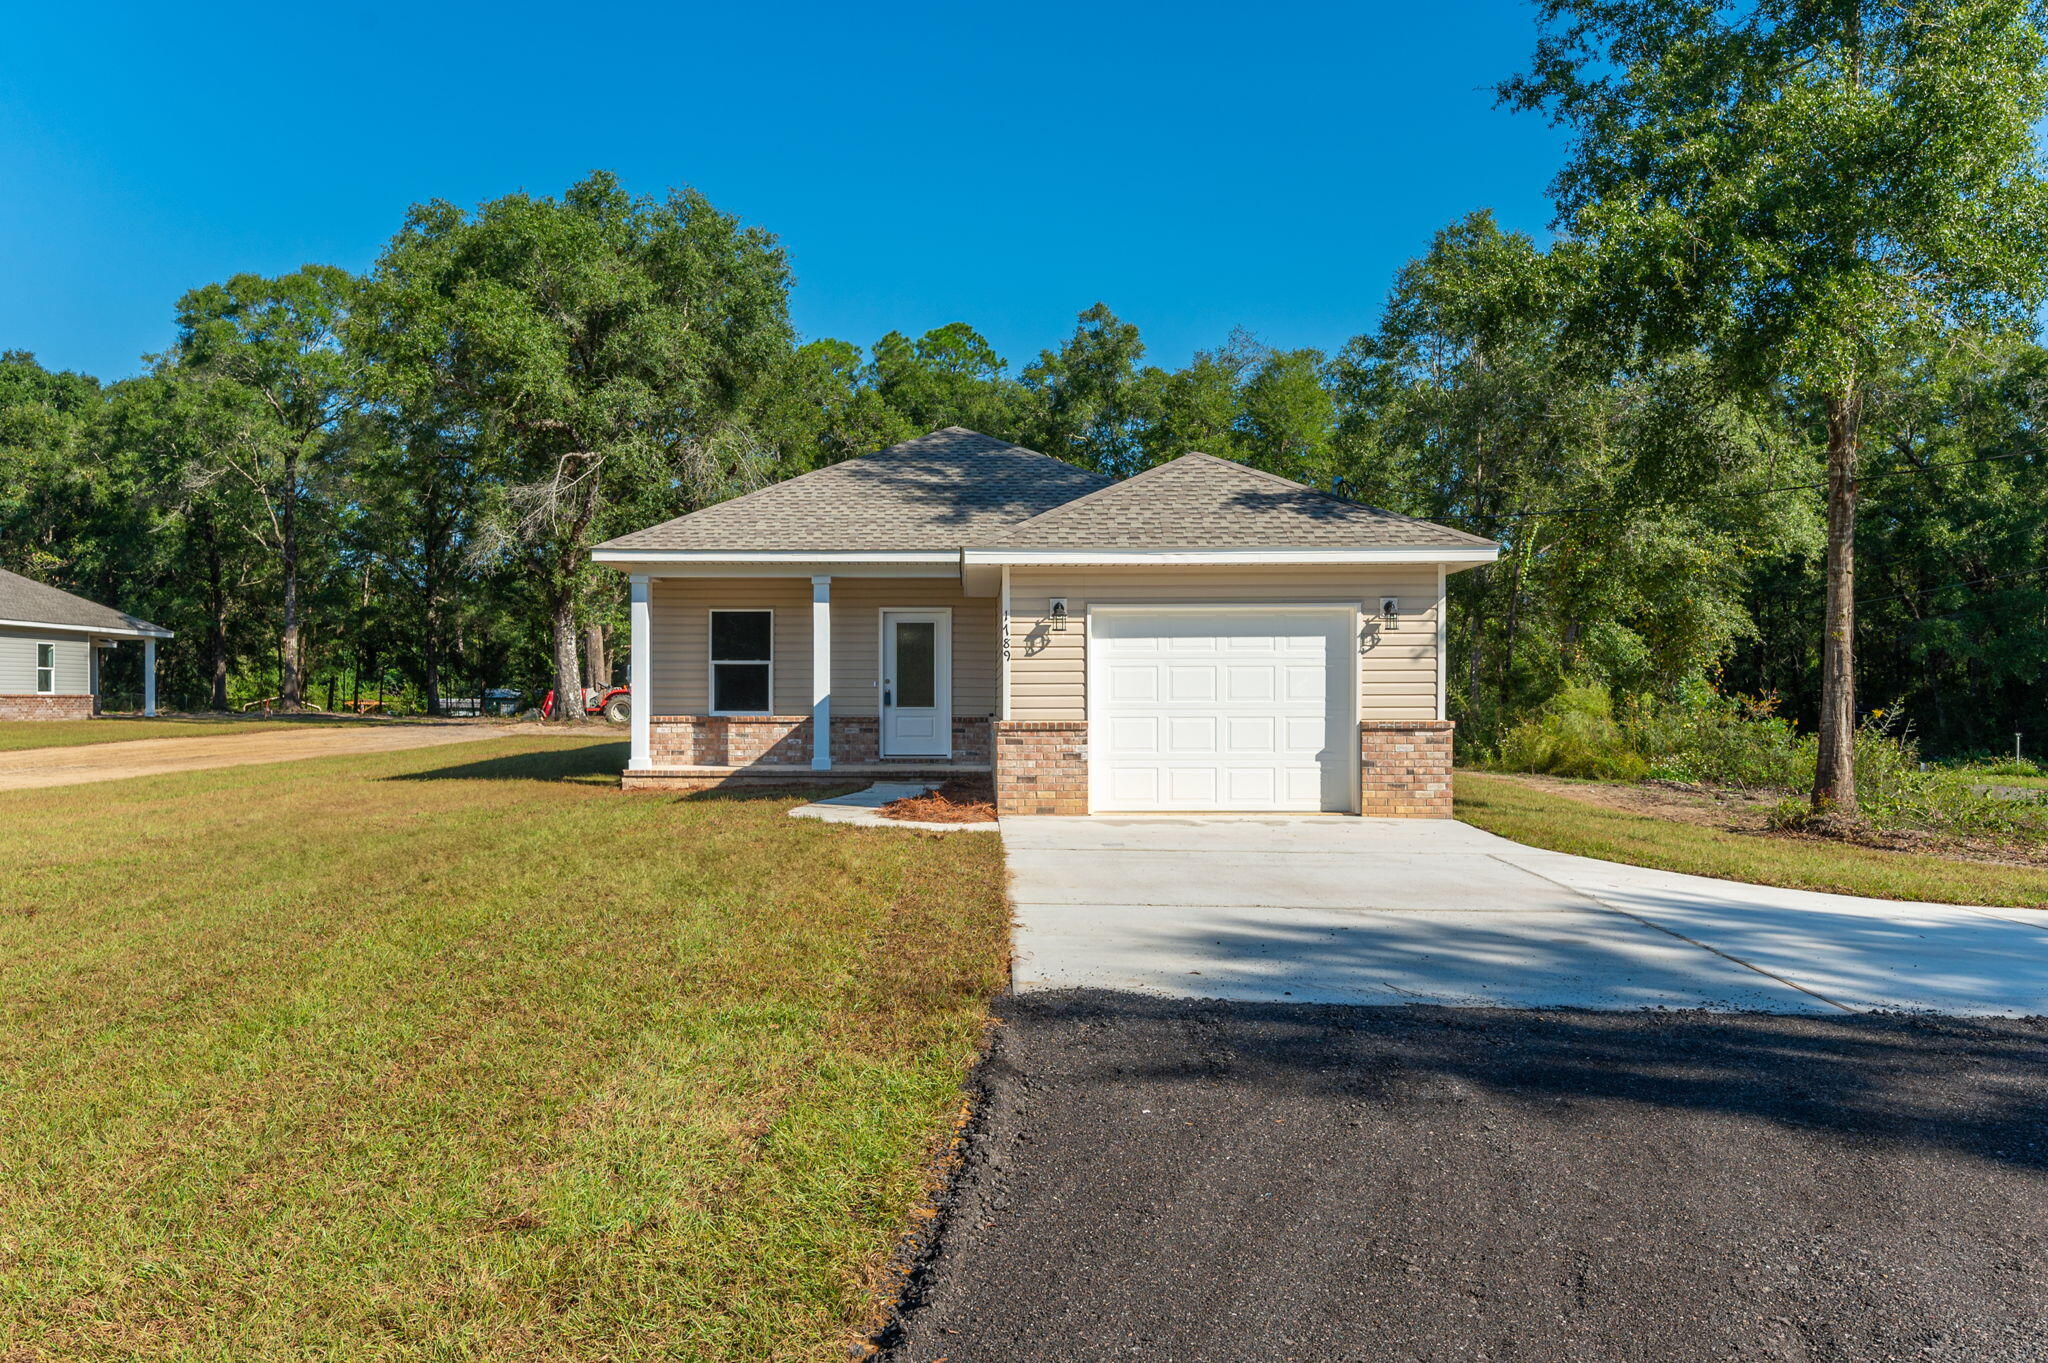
left=1091, top=608, right=1354, bottom=812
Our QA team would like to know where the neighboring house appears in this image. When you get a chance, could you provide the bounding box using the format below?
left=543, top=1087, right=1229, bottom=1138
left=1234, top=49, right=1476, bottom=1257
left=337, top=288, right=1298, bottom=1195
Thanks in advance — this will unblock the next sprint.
left=591, top=428, right=1498, bottom=816
left=0, top=568, right=172, bottom=720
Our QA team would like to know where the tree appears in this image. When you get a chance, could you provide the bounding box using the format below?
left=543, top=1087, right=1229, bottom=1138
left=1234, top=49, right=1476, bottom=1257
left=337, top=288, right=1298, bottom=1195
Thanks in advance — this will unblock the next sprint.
left=356, top=172, right=795, bottom=719
left=175, top=267, right=360, bottom=709
left=0, top=352, right=105, bottom=582
left=1502, top=0, right=2048, bottom=810
left=868, top=323, right=1023, bottom=437
left=1134, top=329, right=1263, bottom=466
left=1021, top=304, right=1148, bottom=475
left=1330, top=212, right=1811, bottom=739
left=99, top=368, right=271, bottom=709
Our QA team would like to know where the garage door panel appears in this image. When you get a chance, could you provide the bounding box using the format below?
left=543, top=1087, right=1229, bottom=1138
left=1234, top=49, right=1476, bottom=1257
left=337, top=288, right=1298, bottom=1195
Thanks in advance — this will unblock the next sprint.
left=1223, top=715, right=1277, bottom=753
left=1107, top=715, right=1161, bottom=753
left=1109, top=767, right=1161, bottom=805
left=1167, top=716, right=1219, bottom=752
left=1224, top=665, right=1276, bottom=701
left=1224, top=765, right=1279, bottom=804
left=1092, top=608, right=1354, bottom=813
left=1167, top=767, right=1219, bottom=804
left=1107, top=665, right=1158, bottom=702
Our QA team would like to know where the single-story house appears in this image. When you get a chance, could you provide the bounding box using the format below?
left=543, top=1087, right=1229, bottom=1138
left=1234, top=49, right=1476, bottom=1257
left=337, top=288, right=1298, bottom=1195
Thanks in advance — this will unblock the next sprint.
left=0, top=568, right=172, bottom=720
left=591, top=427, right=1498, bottom=816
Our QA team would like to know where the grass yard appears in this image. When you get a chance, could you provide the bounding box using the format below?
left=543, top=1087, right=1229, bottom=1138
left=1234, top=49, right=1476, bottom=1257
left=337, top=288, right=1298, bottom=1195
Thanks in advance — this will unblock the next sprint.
left=0, top=714, right=386, bottom=752
left=0, top=734, right=1008, bottom=1361
left=1457, top=772, right=2048, bottom=909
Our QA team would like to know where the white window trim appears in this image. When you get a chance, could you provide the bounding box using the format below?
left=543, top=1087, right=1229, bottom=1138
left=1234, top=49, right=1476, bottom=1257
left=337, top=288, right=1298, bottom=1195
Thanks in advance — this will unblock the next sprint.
left=35, top=641, right=56, bottom=695
left=707, top=608, right=775, bottom=716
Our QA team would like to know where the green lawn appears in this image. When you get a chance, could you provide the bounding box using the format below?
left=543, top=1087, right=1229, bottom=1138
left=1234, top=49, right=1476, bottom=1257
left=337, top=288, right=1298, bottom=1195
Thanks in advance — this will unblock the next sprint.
left=0, top=735, right=1008, bottom=1361
left=1456, top=772, right=2048, bottom=909
left=0, top=714, right=385, bottom=752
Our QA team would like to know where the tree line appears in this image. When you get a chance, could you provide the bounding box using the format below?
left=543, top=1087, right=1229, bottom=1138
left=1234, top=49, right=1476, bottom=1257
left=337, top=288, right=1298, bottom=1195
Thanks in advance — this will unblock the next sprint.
left=4, top=0, right=2046, bottom=805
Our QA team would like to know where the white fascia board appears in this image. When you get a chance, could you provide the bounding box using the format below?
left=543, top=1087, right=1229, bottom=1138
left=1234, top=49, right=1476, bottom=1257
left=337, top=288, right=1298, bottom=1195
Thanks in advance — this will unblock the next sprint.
left=0, top=617, right=173, bottom=639
left=962, top=546, right=1499, bottom=566
left=589, top=549, right=963, bottom=578
left=591, top=549, right=958, bottom=566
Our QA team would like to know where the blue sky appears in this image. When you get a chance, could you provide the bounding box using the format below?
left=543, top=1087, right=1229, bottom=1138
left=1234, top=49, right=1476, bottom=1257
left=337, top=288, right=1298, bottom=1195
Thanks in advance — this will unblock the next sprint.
left=0, top=1, right=1568, bottom=383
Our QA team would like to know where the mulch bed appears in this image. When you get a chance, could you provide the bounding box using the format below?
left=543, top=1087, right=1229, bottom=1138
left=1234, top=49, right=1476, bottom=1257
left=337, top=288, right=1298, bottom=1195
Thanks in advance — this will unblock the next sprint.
left=878, top=777, right=997, bottom=824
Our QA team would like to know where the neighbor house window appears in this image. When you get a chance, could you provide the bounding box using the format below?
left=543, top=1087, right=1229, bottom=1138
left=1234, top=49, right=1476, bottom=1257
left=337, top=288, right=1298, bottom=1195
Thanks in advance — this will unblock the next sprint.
left=709, top=610, right=773, bottom=714
left=35, top=643, right=55, bottom=694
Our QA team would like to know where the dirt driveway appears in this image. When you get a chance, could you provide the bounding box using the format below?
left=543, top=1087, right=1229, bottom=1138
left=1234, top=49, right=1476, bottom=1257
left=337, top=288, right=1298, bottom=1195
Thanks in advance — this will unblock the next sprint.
left=0, top=722, right=576, bottom=790
left=882, top=993, right=2048, bottom=1363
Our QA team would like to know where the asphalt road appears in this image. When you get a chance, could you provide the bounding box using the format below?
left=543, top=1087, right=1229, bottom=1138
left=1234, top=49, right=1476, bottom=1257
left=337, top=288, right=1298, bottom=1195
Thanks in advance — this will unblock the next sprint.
left=879, top=993, right=2048, bottom=1363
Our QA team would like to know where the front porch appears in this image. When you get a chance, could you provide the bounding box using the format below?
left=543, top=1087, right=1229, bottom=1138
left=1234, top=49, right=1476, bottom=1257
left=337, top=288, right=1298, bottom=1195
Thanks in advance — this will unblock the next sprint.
left=620, top=568, right=1003, bottom=792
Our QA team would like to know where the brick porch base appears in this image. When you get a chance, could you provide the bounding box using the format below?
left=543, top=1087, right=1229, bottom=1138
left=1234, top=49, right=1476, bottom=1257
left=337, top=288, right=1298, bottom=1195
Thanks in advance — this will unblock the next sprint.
left=0, top=693, right=93, bottom=721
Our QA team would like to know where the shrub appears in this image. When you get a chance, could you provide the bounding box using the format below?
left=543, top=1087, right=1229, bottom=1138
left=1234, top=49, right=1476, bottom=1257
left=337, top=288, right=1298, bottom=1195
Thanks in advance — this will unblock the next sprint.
left=1492, top=685, right=1650, bottom=780
left=1626, top=688, right=1810, bottom=788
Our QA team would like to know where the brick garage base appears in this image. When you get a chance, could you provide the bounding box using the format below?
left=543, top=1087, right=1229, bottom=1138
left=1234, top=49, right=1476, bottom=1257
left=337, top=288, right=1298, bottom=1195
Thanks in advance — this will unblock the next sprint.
left=0, top=693, right=93, bottom=721
left=1359, top=720, right=1454, bottom=817
left=993, top=721, right=1088, bottom=816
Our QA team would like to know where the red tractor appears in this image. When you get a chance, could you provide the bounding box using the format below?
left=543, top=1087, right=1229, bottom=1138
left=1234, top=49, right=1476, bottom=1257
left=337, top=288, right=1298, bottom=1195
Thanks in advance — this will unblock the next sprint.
left=540, top=685, right=632, bottom=723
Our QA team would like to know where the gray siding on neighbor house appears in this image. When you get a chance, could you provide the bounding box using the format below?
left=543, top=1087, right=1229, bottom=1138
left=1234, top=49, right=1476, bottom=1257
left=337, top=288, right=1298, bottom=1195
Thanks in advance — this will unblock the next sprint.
left=0, top=627, right=92, bottom=694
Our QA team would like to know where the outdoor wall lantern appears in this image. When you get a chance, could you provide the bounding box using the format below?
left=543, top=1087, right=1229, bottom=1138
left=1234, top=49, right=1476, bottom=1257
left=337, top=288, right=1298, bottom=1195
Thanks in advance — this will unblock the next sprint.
left=1380, top=597, right=1401, bottom=628
left=1050, top=598, right=1069, bottom=631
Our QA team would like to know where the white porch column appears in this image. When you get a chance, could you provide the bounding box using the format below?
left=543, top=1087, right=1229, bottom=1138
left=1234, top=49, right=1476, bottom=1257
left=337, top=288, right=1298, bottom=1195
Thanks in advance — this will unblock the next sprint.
left=143, top=638, right=158, bottom=717
left=629, top=576, right=652, bottom=771
left=811, top=575, right=832, bottom=770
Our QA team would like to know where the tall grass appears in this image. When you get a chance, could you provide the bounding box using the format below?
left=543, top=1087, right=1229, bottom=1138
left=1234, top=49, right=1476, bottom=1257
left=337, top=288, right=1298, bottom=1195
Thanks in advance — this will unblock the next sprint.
left=1481, top=685, right=2048, bottom=841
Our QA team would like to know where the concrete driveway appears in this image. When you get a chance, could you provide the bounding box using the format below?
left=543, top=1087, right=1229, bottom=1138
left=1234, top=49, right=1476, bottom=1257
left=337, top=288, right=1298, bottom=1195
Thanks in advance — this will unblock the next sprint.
left=1003, top=815, right=2048, bottom=1015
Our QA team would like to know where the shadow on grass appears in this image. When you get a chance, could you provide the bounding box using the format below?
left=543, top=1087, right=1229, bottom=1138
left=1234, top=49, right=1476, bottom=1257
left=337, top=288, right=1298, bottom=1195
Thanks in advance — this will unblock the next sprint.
left=387, top=741, right=630, bottom=784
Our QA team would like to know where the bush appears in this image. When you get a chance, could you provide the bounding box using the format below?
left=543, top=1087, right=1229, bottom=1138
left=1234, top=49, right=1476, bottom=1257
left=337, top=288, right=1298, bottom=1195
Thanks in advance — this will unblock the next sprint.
left=1492, top=686, right=1650, bottom=780
left=1483, top=686, right=2048, bottom=843
left=1628, top=688, right=1810, bottom=788
left=1954, top=755, right=2044, bottom=779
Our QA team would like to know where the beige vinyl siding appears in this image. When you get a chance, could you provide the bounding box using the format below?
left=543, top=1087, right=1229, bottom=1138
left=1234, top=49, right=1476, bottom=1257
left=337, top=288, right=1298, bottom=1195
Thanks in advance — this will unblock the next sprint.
left=648, top=578, right=812, bottom=715
left=0, top=627, right=92, bottom=695
left=1005, top=566, right=1444, bottom=723
left=827, top=578, right=998, bottom=718
left=647, top=575, right=1000, bottom=718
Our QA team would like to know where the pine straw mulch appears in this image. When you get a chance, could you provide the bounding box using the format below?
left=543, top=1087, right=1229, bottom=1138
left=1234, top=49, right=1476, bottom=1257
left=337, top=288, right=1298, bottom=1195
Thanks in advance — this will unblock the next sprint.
left=878, top=777, right=998, bottom=825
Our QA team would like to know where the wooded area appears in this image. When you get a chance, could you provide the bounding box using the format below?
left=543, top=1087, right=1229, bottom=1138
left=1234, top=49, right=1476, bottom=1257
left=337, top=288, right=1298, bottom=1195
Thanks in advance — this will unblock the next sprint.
left=2, top=0, right=2043, bottom=774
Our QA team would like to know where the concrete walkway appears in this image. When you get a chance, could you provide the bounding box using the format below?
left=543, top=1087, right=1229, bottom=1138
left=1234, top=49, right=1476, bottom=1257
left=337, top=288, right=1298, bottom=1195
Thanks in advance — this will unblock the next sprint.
left=0, top=722, right=551, bottom=790
left=1004, top=815, right=2048, bottom=1015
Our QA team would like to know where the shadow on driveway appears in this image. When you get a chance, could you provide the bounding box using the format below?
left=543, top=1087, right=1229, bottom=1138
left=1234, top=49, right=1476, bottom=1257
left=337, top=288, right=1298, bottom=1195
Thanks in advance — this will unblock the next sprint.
left=880, top=991, right=2048, bottom=1363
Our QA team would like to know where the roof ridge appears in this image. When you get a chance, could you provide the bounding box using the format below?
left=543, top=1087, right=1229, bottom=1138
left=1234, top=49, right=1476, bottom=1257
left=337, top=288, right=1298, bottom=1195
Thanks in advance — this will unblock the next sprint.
left=592, top=427, right=1111, bottom=554
left=972, top=449, right=1497, bottom=552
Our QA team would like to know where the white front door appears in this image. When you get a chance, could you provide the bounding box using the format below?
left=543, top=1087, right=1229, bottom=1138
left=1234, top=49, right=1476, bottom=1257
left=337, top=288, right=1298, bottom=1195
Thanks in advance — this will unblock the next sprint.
left=1091, top=607, right=1354, bottom=812
left=881, top=609, right=952, bottom=757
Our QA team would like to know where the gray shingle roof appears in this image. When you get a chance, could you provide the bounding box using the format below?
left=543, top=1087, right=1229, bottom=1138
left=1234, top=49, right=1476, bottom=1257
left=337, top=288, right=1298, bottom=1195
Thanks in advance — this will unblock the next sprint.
left=974, top=452, right=1497, bottom=551
left=0, top=568, right=171, bottom=636
left=595, top=427, right=1114, bottom=553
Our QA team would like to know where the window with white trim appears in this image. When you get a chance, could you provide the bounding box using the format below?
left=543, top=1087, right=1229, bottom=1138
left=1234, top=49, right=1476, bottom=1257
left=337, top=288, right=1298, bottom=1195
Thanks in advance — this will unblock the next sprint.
left=35, top=643, right=55, bottom=694
left=709, top=610, right=773, bottom=714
